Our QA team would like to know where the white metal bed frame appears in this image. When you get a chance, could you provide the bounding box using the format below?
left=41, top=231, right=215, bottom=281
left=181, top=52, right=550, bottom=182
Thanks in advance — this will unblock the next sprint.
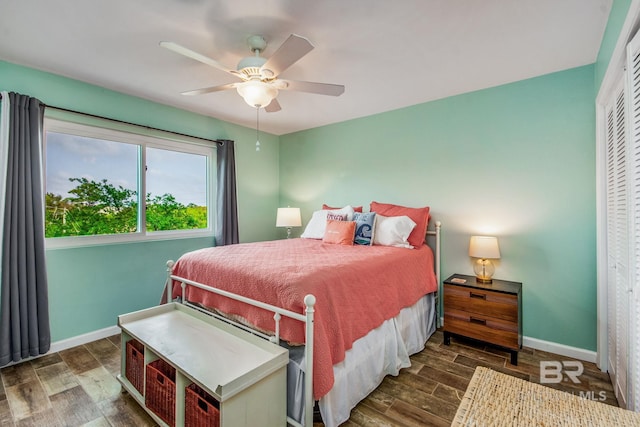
left=166, top=221, right=441, bottom=427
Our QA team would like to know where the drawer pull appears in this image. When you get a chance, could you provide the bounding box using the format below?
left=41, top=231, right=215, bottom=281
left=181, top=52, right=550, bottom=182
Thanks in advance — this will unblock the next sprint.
left=470, top=292, right=486, bottom=300
left=470, top=317, right=486, bottom=325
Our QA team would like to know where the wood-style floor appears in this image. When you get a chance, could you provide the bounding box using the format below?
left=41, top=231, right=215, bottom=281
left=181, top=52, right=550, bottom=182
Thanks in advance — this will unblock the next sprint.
left=0, top=330, right=617, bottom=426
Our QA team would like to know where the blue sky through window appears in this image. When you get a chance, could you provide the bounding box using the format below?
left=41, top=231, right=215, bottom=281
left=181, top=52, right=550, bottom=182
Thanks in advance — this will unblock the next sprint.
left=46, top=132, right=207, bottom=206
left=147, top=147, right=207, bottom=206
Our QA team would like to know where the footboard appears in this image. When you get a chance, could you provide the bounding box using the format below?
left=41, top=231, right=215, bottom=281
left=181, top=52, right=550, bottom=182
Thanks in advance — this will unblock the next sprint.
left=429, top=221, right=442, bottom=326
left=166, top=265, right=316, bottom=427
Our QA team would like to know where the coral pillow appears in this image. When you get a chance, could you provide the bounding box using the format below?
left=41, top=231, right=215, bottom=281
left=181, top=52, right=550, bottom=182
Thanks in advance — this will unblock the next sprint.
left=370, top=201, right=430, bottom=248
left=322, top=204, right=363, bottom=213
left=323, top=220, right=356, bottom=245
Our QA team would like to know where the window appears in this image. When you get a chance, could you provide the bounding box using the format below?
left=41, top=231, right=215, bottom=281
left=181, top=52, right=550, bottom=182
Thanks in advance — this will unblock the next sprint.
left=145, top=147, right=209, bottom=232
left=44, top=116, right=214, bottom=247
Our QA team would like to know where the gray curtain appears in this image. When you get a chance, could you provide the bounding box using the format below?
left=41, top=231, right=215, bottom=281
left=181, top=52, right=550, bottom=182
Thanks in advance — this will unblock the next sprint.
left=215, top=139, right=239, bottom=245
left=0, top=92, right=50, bottom=366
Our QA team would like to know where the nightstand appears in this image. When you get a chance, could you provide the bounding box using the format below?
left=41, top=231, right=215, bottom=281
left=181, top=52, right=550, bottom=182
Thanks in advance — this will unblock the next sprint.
left=443, top=273, right=522, bottom=365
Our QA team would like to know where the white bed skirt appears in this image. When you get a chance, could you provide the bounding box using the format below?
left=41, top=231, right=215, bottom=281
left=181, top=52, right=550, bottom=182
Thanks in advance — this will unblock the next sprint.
left=287, top=293, right=436, bottom=427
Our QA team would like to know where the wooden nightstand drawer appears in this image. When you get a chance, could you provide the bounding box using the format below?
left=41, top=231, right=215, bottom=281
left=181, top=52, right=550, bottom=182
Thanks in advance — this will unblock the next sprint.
left=444, top=284, right=517, bottom=323
left=444, top=308, right=519, bottom=350
left=443, top=274, right=522, bottom=365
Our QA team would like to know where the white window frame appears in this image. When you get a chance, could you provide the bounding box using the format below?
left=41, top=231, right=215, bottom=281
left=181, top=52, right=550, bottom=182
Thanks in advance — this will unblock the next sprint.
left=43, top=113, right=215, bottom=249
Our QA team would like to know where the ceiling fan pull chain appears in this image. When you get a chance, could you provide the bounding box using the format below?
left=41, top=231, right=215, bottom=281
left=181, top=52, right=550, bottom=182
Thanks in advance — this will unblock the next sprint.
left=256, top=106, right=261, bottom=152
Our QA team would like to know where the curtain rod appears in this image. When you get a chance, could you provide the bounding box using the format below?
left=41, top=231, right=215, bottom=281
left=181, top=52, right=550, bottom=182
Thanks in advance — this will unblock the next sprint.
left=0, top=93, right=225, bottom=145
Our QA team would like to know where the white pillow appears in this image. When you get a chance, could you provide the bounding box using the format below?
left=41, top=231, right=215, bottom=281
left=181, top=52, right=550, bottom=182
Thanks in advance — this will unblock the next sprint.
left=373, top=214, right=416, bottom=248
left=301, top=206, right=355, bottom=239
left=336, top=205, right=356, bottom=221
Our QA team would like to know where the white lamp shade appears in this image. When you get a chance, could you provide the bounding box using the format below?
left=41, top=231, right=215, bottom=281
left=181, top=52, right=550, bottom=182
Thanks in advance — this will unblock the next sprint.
left=236, top=80, right=278, bottom=108
left=469, top=236, right=501, bottom=259
left=276, top=207, right=302, bottom=228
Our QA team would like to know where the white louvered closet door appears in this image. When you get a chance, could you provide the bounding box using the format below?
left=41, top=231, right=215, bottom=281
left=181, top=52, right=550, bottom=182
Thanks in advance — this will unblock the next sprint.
left=627, top=29, right=640, bottom=412
left=605, top=77, right=629, bottom=409
left=605, top=81, right=618, bottom=399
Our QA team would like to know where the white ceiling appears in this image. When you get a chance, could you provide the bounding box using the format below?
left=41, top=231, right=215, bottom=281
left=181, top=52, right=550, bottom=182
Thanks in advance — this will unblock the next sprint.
left=1, top=0, right=612, bottom=135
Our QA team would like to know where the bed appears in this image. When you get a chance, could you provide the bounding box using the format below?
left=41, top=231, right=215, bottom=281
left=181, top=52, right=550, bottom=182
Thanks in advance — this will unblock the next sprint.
left=165, top=207, right=441, bottom=427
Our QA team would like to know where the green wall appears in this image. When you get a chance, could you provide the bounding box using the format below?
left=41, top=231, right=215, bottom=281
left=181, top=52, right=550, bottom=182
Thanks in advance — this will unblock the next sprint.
left=280, top=65, right=597, bottom=350
left=0, top=60, right=280, bottom=341
left=595, top=0, right=632, bottom=89
left=46, top=238, right=212, bottom=340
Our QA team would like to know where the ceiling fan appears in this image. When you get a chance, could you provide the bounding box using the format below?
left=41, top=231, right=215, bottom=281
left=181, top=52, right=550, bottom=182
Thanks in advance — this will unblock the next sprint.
left=159, top=34, right=345, bottom=112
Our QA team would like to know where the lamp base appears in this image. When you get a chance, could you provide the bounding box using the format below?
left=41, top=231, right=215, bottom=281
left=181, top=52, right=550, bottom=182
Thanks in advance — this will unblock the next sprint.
left=473, top=258, right=495, bottom=284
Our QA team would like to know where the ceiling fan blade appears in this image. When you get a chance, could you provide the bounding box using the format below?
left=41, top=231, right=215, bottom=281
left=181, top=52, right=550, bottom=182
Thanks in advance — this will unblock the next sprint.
left=160, top=41, right=240, bottom=77
left=260, top=34, right=314, bottom=78
left=278, top=79, right=345, bottom=96
left=181, top=83, right=239, bottom=96
left=264, top=98, right=281, bottom=113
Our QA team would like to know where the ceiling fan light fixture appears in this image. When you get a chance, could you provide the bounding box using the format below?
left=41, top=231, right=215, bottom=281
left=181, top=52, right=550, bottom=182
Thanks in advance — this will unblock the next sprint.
left=236, top=55, right=267, bottom=71
left=236, top=80, right=278, bottom=108
left=162, top=33, right=344, bottom=115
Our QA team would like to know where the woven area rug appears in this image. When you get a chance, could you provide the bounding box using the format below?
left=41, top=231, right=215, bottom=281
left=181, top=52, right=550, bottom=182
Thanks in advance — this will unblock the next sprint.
left=451, top=366, right=640, bottom=426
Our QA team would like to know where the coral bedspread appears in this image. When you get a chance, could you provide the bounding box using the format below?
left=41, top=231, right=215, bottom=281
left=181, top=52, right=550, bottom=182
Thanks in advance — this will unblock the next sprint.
left=170, top=238, right=437, bottom=399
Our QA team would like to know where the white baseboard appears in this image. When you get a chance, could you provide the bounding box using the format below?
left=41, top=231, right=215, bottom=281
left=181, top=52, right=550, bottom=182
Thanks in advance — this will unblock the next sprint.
left=523, top=336, right=597, bottom=364
left=49, top=325, right=121, bottom=353
left=2, top=325, right=121, bottom=368
left=11, top=325, right=598, bottom=371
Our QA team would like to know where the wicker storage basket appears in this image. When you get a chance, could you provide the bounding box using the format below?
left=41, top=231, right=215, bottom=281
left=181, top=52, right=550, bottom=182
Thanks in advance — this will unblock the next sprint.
left=145, top=359, right=176, bottom=427
left=125, top=339, right=144, bottom=394
left=185, top=383, right=220, bottom=427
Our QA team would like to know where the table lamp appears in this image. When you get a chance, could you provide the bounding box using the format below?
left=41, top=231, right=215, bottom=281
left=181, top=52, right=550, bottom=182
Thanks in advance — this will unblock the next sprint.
left=469, top=236, right=501, bottom=283
left=276, top=207, right=301, bottom=239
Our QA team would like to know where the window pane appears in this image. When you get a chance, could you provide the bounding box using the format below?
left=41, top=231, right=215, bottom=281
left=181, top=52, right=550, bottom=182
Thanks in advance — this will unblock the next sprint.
left=146, top=147, right=208, bottom=232
left=45, top=132, right=138, bottom=237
